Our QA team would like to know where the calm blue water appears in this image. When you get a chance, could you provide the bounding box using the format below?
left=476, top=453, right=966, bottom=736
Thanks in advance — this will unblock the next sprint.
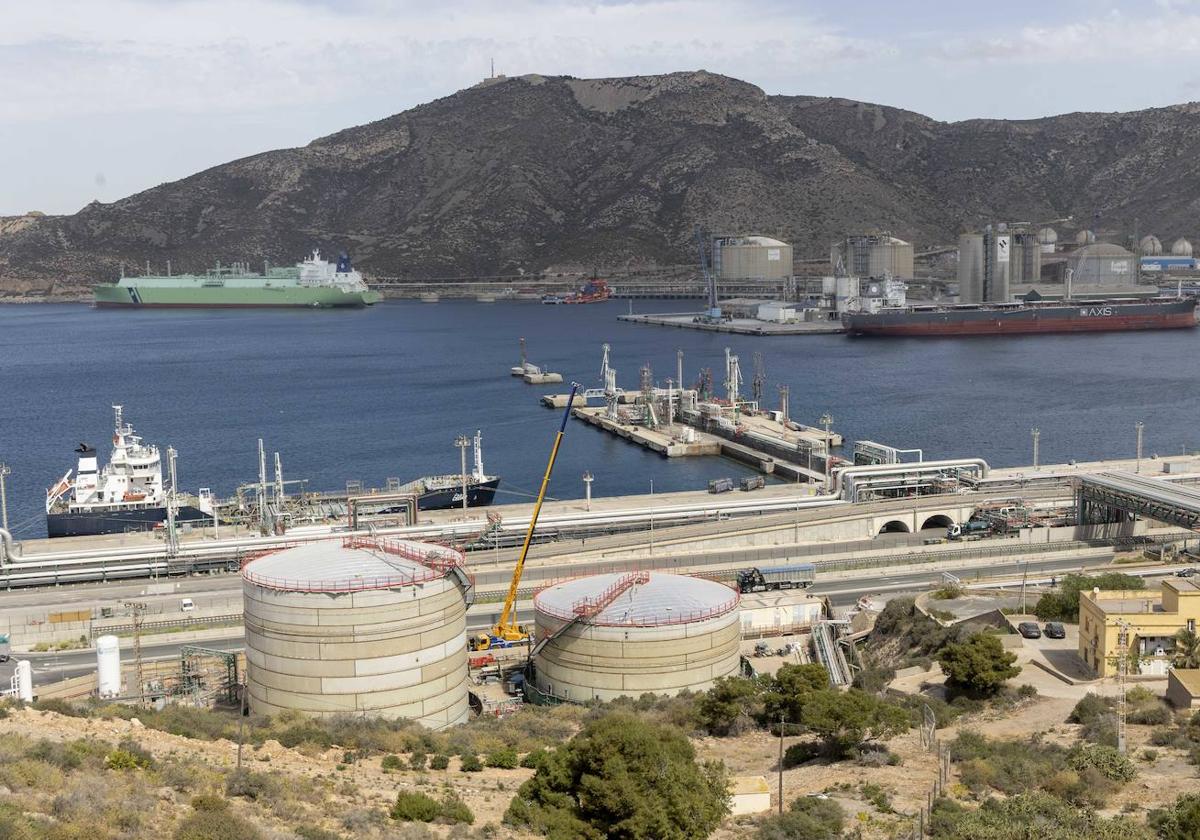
left=1, top=300, right=1198, bottom=537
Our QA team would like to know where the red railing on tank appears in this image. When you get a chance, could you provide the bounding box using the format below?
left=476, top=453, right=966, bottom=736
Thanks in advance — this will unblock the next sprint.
left=241, top=536, right=470, bottom=593
left=535, top=573, right=739, bottom=627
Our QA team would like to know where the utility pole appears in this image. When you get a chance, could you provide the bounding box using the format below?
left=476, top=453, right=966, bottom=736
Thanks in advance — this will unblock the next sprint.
left=0, top=462, right=9, bottom=532
left=777, top=712, right=785, bottom=815
left=1117, top=620, right=1130, bottom=754
left=256, top=439, right=268, bottom=535
left=582, top=471, right=593, bottom=512
left=676, top=349, right=684, bottom=410
left=455, top=435, right=470, bottom=510
left=123, top=601, right=147, bottom=704
left=778, top=385, right=789, bottom=424
left=1136, top=421, right=1145, bottom=474
left=820, top=413, right=834, bottom=492
left=165, top=447, right=179, bottom=559
left=1031, top=427, right=1040, bottom=471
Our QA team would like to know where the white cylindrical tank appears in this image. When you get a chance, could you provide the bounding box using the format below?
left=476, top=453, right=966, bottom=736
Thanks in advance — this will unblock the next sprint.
left=14, top=660, right=33, bottom=702
left=241, top=537, right=471, bottom=729
left=1037, top=227, right=1058, bottom=253
left=1075, top=229, right=1096, bottom=246
left=834, top=276, right=860, bottom=313
left=1140, top=235, right=1163, bottom=256
left=1172, top=237, right=1193, bottom=257
left=96, top=635, right=121, bottom=698
left=532, top=572, right=741, bottom=703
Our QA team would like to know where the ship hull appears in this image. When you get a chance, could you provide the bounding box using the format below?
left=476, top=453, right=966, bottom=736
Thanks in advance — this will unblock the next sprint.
left=47, top=505, right=212, bottom=538
left=94, top=284, right=380, bottom=308
left=417, top=478, right=500, bottom=510
left=843, top=299, right=1198, bottom=337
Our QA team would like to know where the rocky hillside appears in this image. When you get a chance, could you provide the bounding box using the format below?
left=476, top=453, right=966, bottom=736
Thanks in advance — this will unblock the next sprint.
left=3, top=71, right=1199, bottom=297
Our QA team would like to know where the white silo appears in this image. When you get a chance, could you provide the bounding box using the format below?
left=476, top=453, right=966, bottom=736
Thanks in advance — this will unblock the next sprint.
left=241, top=537, right=472, bottom=729
left=1037, top=227, right=1058, bottom=254
left=531, top=572, right=741, bottom=703
left=1172, top=237, right=1193, bottom=257
left=1075, top=229, right=1096, bottom=246
left=1140, top=235, right=1163, bottom=256
left=96, top=635, right=121, bottom=698
left=14, top=660, right=33, bottom=702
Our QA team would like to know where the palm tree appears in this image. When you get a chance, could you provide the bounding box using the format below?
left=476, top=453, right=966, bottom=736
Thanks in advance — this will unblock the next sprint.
left=1174, top=628, right=1200, bottom=669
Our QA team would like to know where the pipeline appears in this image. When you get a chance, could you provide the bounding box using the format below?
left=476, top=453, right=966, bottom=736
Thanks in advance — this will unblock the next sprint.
left=0, top=528, right=17, bottom=563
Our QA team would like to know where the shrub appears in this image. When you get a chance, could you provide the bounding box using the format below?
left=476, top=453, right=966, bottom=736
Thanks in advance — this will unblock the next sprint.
left=1142, top=749, right=1159, bottom=762
left=225, top=768, right=283, bottom=801
left=174, top=810, right=263, bottom=840
left=409, top=751, right=427, bottom=771
left=697, top=676, right=763, bottom=736
left=1129, top=703, right=1172, bottom=726
left=756, top=795, right=844, bottom=839
left=32, top=698, right=83, bottom=717
left=189, top=794, right=229, bottom=812
left=782, top=742, right=821, bottom=768
left=1034, top=573, right=1144, bottom=622
left=391, top=791, right=441, bottom=822
left=797, top=689, right=910, bottom=758
left=1150, top=793, right=1200, bottom=840
left=459, top=753, right=483, bottom=772
left=936, top=633, right=1021, bottom=696
left=504, top=713, right=728, bottom=840
left=105, top=747, right=151, bottom=771
left=438, top=791, right=474, bottom=825
left=381, top=754, right=403, bottom=772
left=1069, top=743, right=1137, bottom=782
left=485, top=747, right=518, bottom=769
left=520, top=748, right=548, bottom=770
left=429, top=754, right=450, bottom=770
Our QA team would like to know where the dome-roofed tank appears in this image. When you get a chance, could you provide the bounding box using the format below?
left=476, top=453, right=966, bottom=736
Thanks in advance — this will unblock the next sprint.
left=1140, top=235, right=1163, bottom=255
left=1075, top=229, right=1096, bottom=246
left=531, top=572, right=741, bottom=703
left=1037, top=227, right=1058, bottom=244
left=1172, top=237, right=1194, bottom=257
left=241, top=536, right=472, bottom=728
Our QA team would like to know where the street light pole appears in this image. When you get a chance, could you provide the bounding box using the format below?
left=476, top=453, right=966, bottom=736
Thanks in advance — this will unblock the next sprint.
left=1136, top=421, right=1145, bottom=474
left=582, top=471, right=593, bottom=512
left=454, top=435, right=470, bottom=510
left=778, top=712, right=785, bottom=814
left=0, top=462, right=9, bottom=532
left=820, top=413, right=834, bottom=492
left=1031, top=427, right=1040, bottom=471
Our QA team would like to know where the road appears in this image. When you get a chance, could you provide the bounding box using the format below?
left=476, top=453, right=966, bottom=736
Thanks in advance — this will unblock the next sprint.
left=12, top=552, right=1119, bottom=686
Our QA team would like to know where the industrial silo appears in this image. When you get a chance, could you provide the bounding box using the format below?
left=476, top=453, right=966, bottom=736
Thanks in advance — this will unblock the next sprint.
left=241, top=537, right=472, bottom=728
left=1140, top=235, right=1163, bottom=256
left=96, top=635, right=121, bottom=699
left=831, top=233, right=914, bottom=280
left=957, top=233, right=986, bottom=303
left=531, top=571, right=741, bottom=703
left=713, top=236, right=793, bottom=281
left=1038, top=227, right=1058, bottom=254
left=1172, top=238, right=1194, bottom=257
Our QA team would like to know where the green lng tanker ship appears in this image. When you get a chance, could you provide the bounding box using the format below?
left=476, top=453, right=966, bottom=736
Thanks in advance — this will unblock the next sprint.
left=94, top=251, right=381, bottom=308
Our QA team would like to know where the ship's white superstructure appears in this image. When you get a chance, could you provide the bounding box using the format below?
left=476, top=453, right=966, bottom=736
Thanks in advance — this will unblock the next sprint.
left=298, top=250, right=372, bottom=294
left=46, top=406, right=166, bottom=515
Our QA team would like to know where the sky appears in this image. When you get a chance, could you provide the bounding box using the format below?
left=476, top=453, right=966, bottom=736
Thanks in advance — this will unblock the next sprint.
left=3, top=0, right=1200, bottom=215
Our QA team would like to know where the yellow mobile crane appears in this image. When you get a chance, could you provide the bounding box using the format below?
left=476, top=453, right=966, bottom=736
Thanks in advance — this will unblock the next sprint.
left=470, top=383, right=580, bottom=651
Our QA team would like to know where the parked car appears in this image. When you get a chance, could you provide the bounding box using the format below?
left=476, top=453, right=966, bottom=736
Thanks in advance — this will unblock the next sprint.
left=1043, top=622, right=1066, bottom=639
left=1017, top=622, right=1042, bottom=639
left=1176, top=568, right=1198, bottom=578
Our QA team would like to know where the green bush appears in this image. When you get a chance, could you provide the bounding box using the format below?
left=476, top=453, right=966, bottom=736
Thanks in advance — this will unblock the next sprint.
left=408, top=750, right=427, bottom=771
left=438, top=791, right=475, bottom=825
left=224, top=768, right=283, bottom=801
left=1068, top=744, right=1137, bottom=782
left=697, top=676, right=763, bottom=736
left=504, top=713, right=728, bottom=840
left=936, top=633, right=1021, bottom=697
left=105, top=747, right=151, bottom=771
left=391, top=791, right=441, bottom=822
left=756, top=794, right=844, bottom=839
left=174, top=810, right=263, bottom=840
left=381, top=754, right=403, bottom=772
left=1128, top=703, right=1172, bottom=725
left=782, top=742, right=821, bottom=768
left=1150, top=793, right=1200, bottom=840
left=485, top=747, right=518, bottom=769
left=459, top=753, right=483, bottom=772
left=189, top=794, right=229, bottom=812
left=429, top=754, right=450, bottom=770
left=1034, top=573, right=1144, bottom=622
left=32, top=698, right=84, bottom=717
left=930, top=792, right=1148, bottom=840
left=520, top=748, right=548, bottom=769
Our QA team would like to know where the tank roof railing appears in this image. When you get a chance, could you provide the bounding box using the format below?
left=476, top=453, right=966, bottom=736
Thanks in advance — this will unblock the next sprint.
left=536, top=573, right=740, bottom=627
left=240, top=536, right=471, bottom=593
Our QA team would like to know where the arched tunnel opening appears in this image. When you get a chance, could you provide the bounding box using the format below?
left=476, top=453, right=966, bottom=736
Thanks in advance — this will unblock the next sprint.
left=920, top=514, right=954, bottom=532
left=878, top=520, right=911, bottom=535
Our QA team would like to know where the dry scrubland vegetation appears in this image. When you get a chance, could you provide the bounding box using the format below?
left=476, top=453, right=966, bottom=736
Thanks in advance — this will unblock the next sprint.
left=4, top=598, right=1200, bottom=838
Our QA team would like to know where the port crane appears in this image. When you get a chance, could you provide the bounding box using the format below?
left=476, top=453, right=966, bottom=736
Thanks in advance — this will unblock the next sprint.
left=470, top=382, right=580, bottom=651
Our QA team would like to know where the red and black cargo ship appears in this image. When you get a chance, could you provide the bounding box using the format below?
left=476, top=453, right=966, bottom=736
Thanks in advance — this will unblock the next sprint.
left=842, top=297, right=1197, bottom=337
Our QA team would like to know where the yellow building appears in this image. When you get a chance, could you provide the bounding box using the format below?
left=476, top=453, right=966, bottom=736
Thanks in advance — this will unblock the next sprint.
left=1078, top=579, right=1200, bottom=677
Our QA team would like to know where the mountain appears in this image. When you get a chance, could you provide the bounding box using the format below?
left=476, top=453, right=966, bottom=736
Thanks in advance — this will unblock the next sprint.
left=3, top=71, right=1199, bottom=298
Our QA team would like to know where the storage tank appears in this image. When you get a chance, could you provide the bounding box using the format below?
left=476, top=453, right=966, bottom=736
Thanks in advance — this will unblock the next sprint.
left=96, top=635, right=121, bottom=698
left=831, top=233, right=914, bottom=280
left=241, top=537, right=472, bottom=728
left=1075, top=229, right=1096, bottom=246
left=957, top=233, right=985, bottom=303
left=1140, top=235, right=1163, bottom=256
left=713, top=236, right=792, bottom=281
left=1038, top=227, right=1058, bottom=253
left=834, top=275, right=860, bottom=313
left=531, top=571, right=741, bottom=703
left=14, top=660, right=33, bottom=703
left=1172, top=237, right=1193, bottom=257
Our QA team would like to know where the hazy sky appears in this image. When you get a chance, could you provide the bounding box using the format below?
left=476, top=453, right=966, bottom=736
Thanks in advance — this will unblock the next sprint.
left=4, top=0, right=1200, bottom=215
